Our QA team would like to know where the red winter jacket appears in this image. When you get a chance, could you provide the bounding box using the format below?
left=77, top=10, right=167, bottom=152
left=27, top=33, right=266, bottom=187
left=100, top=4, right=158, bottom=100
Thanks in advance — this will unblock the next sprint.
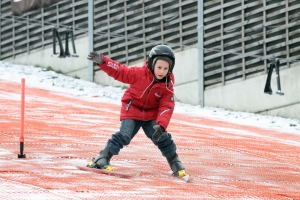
left=98, top=56, right=175, bottom=130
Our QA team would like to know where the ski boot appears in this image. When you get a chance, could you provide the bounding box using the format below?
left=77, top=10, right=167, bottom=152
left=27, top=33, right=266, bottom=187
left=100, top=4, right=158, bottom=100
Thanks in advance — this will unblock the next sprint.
left=167, top=153, right=187, bottom=178
left=87, top=147, right=113, bottom=171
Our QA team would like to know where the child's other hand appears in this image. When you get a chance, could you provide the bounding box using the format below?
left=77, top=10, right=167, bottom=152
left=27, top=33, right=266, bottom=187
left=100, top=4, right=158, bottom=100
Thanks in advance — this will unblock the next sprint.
left=152, top=125, right=164, bottom=141
left=87, top=51, right=103, bottom=64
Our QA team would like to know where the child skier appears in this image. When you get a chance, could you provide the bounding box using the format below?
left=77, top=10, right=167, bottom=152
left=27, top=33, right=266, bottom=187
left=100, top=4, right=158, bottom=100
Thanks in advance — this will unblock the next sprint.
left=87, top=44, right=187, bottom=178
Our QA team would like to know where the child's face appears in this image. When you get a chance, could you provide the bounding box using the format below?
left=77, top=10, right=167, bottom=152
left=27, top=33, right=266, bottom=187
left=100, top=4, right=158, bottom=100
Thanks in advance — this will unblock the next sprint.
left=153, top=60, right=170, bottom=80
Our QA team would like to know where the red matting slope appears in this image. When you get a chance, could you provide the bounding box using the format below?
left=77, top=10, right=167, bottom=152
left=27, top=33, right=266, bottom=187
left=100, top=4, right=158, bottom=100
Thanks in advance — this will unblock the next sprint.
left=0, top=79, right=300, bottom=199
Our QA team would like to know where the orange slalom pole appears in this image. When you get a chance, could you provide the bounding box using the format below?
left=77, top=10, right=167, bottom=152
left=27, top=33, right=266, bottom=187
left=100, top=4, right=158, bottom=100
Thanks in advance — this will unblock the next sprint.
left=18, top=78, right=26, bottom=158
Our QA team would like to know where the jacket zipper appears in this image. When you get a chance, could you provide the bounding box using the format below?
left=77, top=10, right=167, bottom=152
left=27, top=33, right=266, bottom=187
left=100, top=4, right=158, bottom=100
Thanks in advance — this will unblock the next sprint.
left=141, top=89, right=152, bottom=120
left=141, top=80, right=155, bottom=110
left=140, top=78, right=154, bottom=98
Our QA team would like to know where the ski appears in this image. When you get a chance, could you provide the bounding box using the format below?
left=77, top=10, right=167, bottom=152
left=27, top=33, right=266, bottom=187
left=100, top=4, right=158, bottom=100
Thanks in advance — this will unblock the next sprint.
left=169, top=170, right=192, bottom=182
left=77, top=166, right=141, bottom=179
left=179, top=174, right=192, bottom=182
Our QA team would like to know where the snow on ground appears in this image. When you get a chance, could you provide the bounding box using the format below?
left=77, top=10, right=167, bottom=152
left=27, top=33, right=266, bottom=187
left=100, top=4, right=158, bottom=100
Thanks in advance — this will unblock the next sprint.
left=0, top=61, right=299, bottom=134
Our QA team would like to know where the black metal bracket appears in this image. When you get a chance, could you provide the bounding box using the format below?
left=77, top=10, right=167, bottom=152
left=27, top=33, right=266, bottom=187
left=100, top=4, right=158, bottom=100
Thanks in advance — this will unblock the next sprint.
left=264, top=59, right=284, bottom=96
left=52, top=26, right=79, bottom=58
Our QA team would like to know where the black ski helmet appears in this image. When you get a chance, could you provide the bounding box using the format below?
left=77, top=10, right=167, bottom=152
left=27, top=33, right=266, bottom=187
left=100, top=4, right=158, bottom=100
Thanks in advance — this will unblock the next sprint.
left=148, top=45, right=175, bottom=73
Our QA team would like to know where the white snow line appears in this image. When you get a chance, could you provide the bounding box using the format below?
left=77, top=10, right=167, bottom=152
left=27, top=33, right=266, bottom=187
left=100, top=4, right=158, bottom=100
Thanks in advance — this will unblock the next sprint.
left=172, top=119, right=300, bottom=147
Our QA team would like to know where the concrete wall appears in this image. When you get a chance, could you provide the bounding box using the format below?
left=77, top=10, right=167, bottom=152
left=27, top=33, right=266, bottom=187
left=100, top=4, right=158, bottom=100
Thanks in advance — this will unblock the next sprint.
left=204, top=65, right=300, bottom=120
left=5, top=37, right=91, bottom=80
left=3, top=37, right=300, bottom=120
left=172, top=48, right=199, bottom=105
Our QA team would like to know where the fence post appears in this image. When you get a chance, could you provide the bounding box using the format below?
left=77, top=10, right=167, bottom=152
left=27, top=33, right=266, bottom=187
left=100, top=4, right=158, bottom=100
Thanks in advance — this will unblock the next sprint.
left=198, top=0, right=204, bottom=107
left=88, top=0, right=94, bottom=82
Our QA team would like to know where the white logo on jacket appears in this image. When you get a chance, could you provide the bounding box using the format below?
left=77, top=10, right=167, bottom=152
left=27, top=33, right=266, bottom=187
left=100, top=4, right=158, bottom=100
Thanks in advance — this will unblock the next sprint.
left=108, top=61, right=119, bottom=70
left=155, top=92, right=161, bottom=97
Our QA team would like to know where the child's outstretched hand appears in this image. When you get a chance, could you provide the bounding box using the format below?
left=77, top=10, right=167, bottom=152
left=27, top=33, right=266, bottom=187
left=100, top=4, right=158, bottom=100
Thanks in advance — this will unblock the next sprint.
left=152, top=125, right=164, bottom=141
left=87, top=51, right=103, bottom=64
